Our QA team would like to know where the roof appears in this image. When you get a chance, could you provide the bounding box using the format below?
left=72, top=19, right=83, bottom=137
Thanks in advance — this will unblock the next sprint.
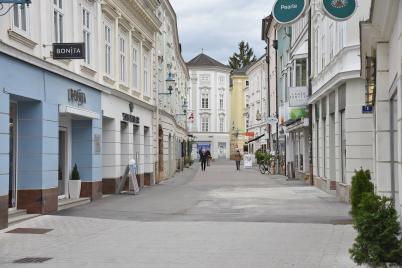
left=187, top=53, right=230, bottom=69
left=231, top=64, right=251, bottom=75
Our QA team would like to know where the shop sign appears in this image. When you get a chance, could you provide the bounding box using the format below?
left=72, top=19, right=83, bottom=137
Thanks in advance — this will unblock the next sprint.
left=267, top=117, right=279, bottom=125
left=94, top=134, right=101, bottom=154
left=53, top=43, right=85, bottom=59
left=289, top=107, right=307, bottom=121
left=68, top=88, right=86, bottom=106
left=289, top=87, right=308, bottom=107
left=322, top=0, right=357, bottom=21
left=273, top=0, right=307, bottom=24
left=122, top=113, right=140, bottom=124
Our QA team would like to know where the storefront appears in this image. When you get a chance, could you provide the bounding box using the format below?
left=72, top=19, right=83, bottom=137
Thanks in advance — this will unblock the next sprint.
left=0, top=53, right=102, bottom=228
left=101, top=93, right=154, bottom=192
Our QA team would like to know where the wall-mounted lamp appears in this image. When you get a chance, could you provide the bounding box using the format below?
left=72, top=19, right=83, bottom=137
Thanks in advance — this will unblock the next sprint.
left=159, top=71, right=175, bottom=95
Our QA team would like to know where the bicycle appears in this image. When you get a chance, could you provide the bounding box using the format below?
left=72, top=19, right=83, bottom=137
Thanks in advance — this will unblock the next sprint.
left=259, top=156, right=275, bottom=175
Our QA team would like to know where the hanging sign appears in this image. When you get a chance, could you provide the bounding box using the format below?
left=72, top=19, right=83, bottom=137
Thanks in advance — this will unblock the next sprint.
left=272, top=0, right=307, bottom=24
left=289, top=87, right=309, bottom=107
left=53, top=43, right=85, bottom=59
left=267, top=117, right=279, bottom=125
left=322, top=0, right=357, bottom=21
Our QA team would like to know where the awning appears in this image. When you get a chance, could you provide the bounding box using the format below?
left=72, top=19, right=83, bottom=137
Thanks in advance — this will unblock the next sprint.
left=246, top=134, right=265, bottom=144
left=59, top=105, right=100, bottom=119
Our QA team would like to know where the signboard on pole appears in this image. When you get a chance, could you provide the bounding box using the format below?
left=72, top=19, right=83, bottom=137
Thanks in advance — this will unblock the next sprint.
left=289, top=87, right=309, bottom=107
left=244, top=154, right=253, bottom=169
left=272, top=0, right=307, bottom=24
left=322, top=0, right=357, bottom=21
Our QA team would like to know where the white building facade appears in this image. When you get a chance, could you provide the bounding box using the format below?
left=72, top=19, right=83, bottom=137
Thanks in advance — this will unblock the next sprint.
left=310, top=0, right=372, bottom=202
left=187, top=53, right=231, bottom=160
left=361, top=0, right=402, bottom=213
left=245, top=57, right=269, bottom=154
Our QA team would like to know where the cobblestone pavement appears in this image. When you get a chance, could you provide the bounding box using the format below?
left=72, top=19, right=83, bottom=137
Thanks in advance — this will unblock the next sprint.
left=0, top=161, right=357, bottom=267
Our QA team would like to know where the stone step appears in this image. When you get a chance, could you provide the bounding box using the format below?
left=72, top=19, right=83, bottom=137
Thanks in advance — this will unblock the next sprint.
left=8, top=213, right=40, bottom=226
left=8, top=209, right=27, bottom=218
left=57, top=198, right=91, bottom=211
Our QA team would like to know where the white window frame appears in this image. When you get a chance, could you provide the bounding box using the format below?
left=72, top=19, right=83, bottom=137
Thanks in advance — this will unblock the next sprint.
left=13, top=4, right=29, bottom=34
left=54, top=0, right=64, bottom=43
left=82, top=8, right=91, bottom=65
left=329, top=23, right=334, bottom=61
left=143, top=52, right=150, bottom=96
left=201, top=117, right=209, bottom=132
left=104, top=19, right=112, bottom=76
left=132, top=42, right=139, bottom=89
left=119, top=33, right=127, bottom=83
left=201, top=93, right=209, bottom=109
left=219, top=117, right=225, bottom=132
left=219, top=93, right=224, bottom=110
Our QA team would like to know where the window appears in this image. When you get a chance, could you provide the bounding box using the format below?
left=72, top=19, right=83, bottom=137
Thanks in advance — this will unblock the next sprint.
left=132, top=44, right=139, bottom=88
left=219, top=117, right=224, bottom=132
left=321, top=34, right=325, bottom=69
left=201, top=93, right=209, bottom=109
left=13, top=4, right=28, bottom=32
left=144, top=53, right=150, bottom=95
left=296, top=58, right=307, bottom=87
left=201, top=117, right=209, bottom=132
left=219, top=94, right=224, bottom=110
left=314, top=29, right=319, bottom=75
left=119, top=35, right=127, bottom=83
left=54, top=0, right=63, bottom=43
left=200, top=75, right=209, bottom=81
left=338, top=22, right=344, bottom=52
left=219, top=76, right=224, bottom=85
left=82, top=9, right=91, bottom=65
left=104, top=22, right=112, bottom=75
left=329, top=23, right=334, bottom=60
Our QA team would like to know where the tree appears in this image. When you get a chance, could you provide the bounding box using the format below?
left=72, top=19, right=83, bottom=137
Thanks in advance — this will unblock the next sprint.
left=228, top=41, right=257, bottom=70
left=350, top=169, right=374, bottom=218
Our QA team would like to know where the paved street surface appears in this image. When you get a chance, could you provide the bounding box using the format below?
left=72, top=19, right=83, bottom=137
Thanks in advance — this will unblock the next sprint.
left=0, top=161, right=356, bottom=267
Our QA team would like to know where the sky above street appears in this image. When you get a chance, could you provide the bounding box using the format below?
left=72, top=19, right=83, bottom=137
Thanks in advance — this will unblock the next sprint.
left=170, top=0, right=274, bottom=65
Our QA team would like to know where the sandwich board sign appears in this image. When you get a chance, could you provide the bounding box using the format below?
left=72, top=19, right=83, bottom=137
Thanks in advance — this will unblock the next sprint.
left=273, top=0, right=307, bottom=24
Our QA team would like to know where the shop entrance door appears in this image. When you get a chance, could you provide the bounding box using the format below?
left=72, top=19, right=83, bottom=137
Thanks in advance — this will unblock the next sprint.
left=9, top=103, right=17, bottom=209
left=58, top=128, right=68, bottom=198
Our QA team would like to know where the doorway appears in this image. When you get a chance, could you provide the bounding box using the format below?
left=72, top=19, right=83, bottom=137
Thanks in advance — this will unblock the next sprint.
left=9, top=103, right=17, bottom=209
left=58, top=128, right=68, bottom=198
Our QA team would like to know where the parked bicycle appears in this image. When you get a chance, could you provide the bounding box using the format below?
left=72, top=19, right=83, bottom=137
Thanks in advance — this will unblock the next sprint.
left=257, top=152, right=275, bottom=175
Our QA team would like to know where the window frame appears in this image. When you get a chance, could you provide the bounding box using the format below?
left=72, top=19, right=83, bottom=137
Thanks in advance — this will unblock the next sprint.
left=201, top=93, right=209, bottom=109
left=82, top=8, right=91, bottom=65
left=54, top=0, right=64, bottom=43
left=132, top=42, right=139, bottom=89
left=143, top=52, right=150, bottom=96
left=119, top=33, right=127, bottom=83
left=104, top=19, right=112, bottom=76
left=201, top=117, right=209, bottom=132
left=13, top=4, right=29, bottom=34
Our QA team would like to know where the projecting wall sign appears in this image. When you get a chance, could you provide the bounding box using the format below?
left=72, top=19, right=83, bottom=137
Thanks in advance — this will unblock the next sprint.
left=272, top=0, right=307, bottom=25
left=53, top=43, right=85, bottom=59
left=322, top=0, right=357, bottom=21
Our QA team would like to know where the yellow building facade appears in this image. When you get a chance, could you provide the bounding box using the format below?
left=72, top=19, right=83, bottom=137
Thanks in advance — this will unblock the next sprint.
left=229, top=67, right=249, bottom=159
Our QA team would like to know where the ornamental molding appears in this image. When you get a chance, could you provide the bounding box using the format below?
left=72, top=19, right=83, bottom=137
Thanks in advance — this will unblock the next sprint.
left=7, top=29, right=37, bottom=49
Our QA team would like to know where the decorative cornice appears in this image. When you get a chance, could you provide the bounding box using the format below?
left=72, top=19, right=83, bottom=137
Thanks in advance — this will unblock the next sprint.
left=7, top=29, right=37, bottom=49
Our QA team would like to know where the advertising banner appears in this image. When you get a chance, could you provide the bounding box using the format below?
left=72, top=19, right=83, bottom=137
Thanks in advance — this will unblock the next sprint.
left=289, top=87, right=309, bottom=107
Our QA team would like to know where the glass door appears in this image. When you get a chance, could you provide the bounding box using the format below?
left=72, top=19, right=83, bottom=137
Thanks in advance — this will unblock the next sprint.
left=58, top=129, right=67, bottom=197
left=9, top=103, right=17, bottom=208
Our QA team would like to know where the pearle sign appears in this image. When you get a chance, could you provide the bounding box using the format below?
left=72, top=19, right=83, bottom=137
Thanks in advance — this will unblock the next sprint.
left=322, top=0, right=357, bottom=21
left=273, top=0, right=307, bottom=24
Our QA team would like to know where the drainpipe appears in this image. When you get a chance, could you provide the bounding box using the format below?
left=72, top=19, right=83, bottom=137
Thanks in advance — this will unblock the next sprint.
left=274, top=39, right=279, bottom=174
left=266, top=38, right=271, bottom=152
left=308, top=4, right=314, bottom=185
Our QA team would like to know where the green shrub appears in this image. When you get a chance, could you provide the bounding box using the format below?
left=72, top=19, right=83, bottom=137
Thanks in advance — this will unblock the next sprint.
left=255, top=150, right=272, bottom=164
left=350, top=192, right=402, bottom=267
left=350, top=169, right=374, bottom=218
left=71, top=164, right=80, bottom=180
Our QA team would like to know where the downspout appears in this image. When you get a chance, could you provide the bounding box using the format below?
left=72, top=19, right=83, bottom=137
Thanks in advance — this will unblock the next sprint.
left=266, top=39, right=271, bottom=152
left=308, top=4, right=314, bottom=185
left=275, top=40, right=279, bottom=174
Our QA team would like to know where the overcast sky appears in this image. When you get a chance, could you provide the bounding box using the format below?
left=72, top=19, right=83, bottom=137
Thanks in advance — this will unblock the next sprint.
left=170, top=0, right=274, bottom=65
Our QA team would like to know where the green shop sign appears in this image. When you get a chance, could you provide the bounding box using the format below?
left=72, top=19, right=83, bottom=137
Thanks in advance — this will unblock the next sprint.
left=322, top=0, right=357, bottom=21
left=273, top=0, right=307, bottom=24
left=289, top=107, right=307, bottom=121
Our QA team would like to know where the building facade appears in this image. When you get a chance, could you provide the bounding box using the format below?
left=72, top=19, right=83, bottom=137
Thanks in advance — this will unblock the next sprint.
left=0, top=0, right=187, bottom=230
left=310, top=0, right=372, bottom=202
left=229, top=67, right=248, bottom=158
left=245, top=57, right=269, bottom=154
left=360, top=0, right=402, bottom=213
left=187, top=53, right=231, bottom=160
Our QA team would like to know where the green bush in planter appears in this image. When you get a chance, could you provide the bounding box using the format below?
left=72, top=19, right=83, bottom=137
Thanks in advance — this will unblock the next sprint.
left=71, top=164, right=80, bottom=180
left=255, top=151, right=271, bottom=164
left=350, top=192, right=402, bottom=267
left=350, top=169, right=374, bottom=218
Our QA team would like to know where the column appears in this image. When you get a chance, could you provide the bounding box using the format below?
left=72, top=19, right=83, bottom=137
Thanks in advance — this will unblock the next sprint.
left=0, top=91, right=9, bottom=229
left=102, top=118, right=120, bottom=194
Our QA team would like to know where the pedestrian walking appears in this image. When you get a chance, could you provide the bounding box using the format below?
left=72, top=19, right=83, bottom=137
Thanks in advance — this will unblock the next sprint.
left=206, top=150, right=211, bottom=166
left=234, top=150, right=242, bottom=171
left=200, top=150, right=207, bottom=171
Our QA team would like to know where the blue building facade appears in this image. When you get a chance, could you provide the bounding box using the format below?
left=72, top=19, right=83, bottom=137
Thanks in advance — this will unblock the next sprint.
left=0, top=53, right=102, bottom=228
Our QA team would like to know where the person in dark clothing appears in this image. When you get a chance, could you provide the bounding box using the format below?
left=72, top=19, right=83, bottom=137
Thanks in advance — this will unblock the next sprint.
left=200, top=150, right=207, bottom=171
left=206, top=150, right=211, bottom=166
left=234, top=150, right=241, bottom=171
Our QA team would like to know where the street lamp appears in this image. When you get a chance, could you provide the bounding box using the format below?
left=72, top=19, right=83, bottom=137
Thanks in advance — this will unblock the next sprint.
left=159, top=71, right=175, bottom=95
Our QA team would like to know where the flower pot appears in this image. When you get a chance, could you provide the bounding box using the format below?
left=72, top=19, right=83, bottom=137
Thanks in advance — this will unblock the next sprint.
left=68, top=180, right=81, bottom=199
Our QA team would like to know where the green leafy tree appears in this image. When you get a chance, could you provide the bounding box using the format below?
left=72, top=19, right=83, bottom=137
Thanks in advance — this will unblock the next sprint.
left=228, top=41, right=257, bottom=70
left=350, top=169, right=374, bottom=218
left=350, top=192, right=402, bottom=267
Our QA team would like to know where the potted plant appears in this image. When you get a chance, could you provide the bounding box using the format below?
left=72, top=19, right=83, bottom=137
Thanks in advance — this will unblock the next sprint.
left=69, top=164, right=81, bottom=199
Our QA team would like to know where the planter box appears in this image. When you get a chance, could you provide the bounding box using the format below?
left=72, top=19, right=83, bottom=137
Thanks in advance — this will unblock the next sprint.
left=69, top=180, right=81, bottom=199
